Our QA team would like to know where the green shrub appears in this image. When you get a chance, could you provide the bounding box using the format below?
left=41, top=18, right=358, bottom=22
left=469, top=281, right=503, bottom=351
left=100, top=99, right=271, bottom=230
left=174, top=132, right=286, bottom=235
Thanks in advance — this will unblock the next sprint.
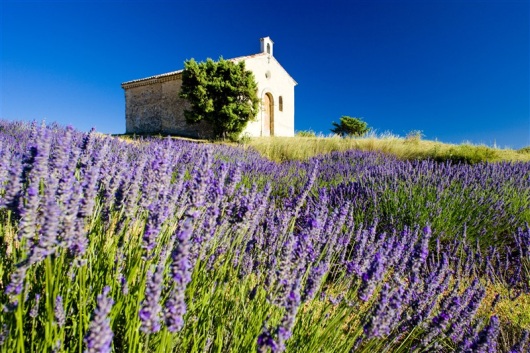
left=330, top=116, right=370, bottom=137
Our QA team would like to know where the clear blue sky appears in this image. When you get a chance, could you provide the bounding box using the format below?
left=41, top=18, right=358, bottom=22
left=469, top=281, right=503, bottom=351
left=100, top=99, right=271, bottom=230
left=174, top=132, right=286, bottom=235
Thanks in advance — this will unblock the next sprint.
left=1, top=0, right=529, bottom=148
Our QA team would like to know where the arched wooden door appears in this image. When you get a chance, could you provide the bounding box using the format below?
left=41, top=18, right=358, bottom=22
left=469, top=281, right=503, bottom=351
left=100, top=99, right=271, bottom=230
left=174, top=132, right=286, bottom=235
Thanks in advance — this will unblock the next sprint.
left=263, top=93, right=274, bottom=136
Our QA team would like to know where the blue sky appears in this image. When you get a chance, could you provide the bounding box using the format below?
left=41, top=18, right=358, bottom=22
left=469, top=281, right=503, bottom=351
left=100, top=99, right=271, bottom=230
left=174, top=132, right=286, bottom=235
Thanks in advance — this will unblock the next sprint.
left=1, top=0, right=529, bottom=148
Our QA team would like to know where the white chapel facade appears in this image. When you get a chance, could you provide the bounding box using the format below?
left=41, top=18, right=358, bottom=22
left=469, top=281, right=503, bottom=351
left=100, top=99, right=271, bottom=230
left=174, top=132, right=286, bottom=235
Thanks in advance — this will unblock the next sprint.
left=121, top=37, right=296, bottom=138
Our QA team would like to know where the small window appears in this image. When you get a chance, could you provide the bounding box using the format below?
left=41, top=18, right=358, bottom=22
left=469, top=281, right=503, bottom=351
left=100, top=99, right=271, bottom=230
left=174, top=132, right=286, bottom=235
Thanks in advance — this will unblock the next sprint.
left=267, top=43, right=271, bottom=54
left=279, top=96, right=283, bottom=112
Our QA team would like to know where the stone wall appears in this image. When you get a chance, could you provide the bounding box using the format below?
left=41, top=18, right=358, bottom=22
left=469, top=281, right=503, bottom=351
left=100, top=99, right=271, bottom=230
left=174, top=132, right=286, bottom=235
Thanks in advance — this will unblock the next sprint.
left=124, top=77, right=213, bottom=138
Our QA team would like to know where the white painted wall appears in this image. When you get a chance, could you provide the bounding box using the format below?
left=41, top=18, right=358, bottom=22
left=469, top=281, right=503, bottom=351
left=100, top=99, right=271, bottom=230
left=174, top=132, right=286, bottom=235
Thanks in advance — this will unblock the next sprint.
left=236, top=53, right=296, bottom=137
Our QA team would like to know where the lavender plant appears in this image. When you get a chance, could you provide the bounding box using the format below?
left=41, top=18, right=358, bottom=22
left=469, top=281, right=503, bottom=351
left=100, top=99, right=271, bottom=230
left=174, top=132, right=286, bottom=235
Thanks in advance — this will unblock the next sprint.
left=0, top=120, right=529, bottom=353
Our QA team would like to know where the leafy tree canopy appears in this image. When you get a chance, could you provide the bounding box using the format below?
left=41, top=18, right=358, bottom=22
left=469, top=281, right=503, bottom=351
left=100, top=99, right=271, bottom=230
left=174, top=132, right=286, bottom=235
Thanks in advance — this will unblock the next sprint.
left=330, top=116, right=370, bottom=137
left=180, top=57, right=259, bottom=140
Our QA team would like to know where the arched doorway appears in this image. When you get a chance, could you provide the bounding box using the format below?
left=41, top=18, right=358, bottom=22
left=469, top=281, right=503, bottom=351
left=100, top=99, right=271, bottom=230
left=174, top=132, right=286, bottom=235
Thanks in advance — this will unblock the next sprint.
left=263, top=93, right=274, bottom=136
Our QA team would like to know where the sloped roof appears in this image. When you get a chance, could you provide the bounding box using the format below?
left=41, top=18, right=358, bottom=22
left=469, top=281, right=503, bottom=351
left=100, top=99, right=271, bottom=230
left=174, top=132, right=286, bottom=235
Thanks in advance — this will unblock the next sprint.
left=121, top=52, right=296, bottom=89
left=121, top=69, right=184, bottom=88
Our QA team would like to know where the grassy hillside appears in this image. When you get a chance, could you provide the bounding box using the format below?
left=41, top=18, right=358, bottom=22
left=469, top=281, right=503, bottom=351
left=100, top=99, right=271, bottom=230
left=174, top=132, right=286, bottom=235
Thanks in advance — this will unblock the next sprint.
left=243, top=135, right=530, bottom=163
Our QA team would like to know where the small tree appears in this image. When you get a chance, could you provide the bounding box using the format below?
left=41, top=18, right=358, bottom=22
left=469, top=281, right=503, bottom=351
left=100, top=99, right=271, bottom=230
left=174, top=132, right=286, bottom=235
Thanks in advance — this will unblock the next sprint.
left=330, top=116, right=370, bottom=137
left=180, top=57, right=260, bottom=140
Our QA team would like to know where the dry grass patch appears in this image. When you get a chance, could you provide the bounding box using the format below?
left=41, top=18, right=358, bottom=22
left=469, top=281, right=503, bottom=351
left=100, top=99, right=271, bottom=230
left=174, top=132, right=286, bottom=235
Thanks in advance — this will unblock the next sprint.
left=244, top=136, right=530, bottom=163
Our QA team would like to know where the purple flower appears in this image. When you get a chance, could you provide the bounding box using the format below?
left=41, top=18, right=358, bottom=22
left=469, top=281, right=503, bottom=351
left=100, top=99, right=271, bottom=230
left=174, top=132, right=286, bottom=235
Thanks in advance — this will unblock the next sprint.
left=421, top=309, right=453, bottom=348
left=187, top=151, right=213, bottom=209
left=462, top=316, right=500, bottom=353
left=18, top=185, right=40, bottom=241
left=224, top=162, right=242, bottom=197
left=79, top=142, right=106, bottom=218
left=290, top=160, right=319, bottom=217
left=385, top=230, right=406, bottom=268
left=84, top=286, right=114, bottom=353
left=55, top=295, right=65, bottom=327
left=69, top=217, right=89, bottom=256
left=277, top=285, right=301, bottom=343
left=139, top=265, right=164, bottom=333
left=358, top=252, right=386, bottom=302
left=363, top=283, right=391, bottom=338
left=272, top=235, right=296, bottom=306
left=301, top=262, right=328, bottom=303
left=0, top=324, right=8, bottom=346
left=408, top=225, right=431, bottom=283
left=165, top=216, right=195, bottom=332
left=257, top=324, right=280, bottom=353
left=170, top=218, right=193, bottom=286
left=29, top=294, right=41, bottom=318
left=408, top=253, right=451, bottom=327
left=0, top=163, right=23, bottom=212
left=36, top=194, right=61, bottom=256
left=5, top=265, right=27, bottom=297
left=448, top=284, right=486, bottom=344
left=119, top=274, right=129, bottom=296
left=164, top=288, right=186, bottom=333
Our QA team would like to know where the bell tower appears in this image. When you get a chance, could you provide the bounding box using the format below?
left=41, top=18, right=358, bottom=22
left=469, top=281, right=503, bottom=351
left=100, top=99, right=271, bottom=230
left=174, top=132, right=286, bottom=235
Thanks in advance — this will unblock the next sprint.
left=260, top=37, right=274, bottom=57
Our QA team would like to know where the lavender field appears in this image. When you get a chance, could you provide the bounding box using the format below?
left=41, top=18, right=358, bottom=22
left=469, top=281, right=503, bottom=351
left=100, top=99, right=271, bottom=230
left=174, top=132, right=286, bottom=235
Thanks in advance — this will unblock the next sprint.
left=0, top=120, right=529, bottom=353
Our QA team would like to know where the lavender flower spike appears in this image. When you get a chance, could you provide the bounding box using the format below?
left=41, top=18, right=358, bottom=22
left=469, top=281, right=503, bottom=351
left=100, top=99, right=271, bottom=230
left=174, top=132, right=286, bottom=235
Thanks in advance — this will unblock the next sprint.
left=165, top=216, right=194, bottom=332
left=257, top=323, right=279, bottom=353
left=29, top=294, right=41, bottom=318
left=85, top=286, right=114, bottom=353
left=139, top=265, right=164, bottom=333
left=0, top=324, right=9, bottom=346
left=463, top=315, right=500, bottom=353
left=55, top=295, right=66, bottom=327
left=358, top=252, right=386, bottom=302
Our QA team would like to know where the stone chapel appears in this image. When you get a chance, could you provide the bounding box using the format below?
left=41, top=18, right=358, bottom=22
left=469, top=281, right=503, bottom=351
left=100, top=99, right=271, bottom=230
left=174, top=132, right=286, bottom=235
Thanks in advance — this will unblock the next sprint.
left=121, top=37, right=297, bottom=138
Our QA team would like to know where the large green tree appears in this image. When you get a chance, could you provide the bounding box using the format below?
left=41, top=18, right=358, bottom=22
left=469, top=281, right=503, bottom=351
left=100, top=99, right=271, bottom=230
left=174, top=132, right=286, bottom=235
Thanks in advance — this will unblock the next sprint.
left=180, top=57, right=260, bottom=139
left=330, top=116, right=370, bottom=137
